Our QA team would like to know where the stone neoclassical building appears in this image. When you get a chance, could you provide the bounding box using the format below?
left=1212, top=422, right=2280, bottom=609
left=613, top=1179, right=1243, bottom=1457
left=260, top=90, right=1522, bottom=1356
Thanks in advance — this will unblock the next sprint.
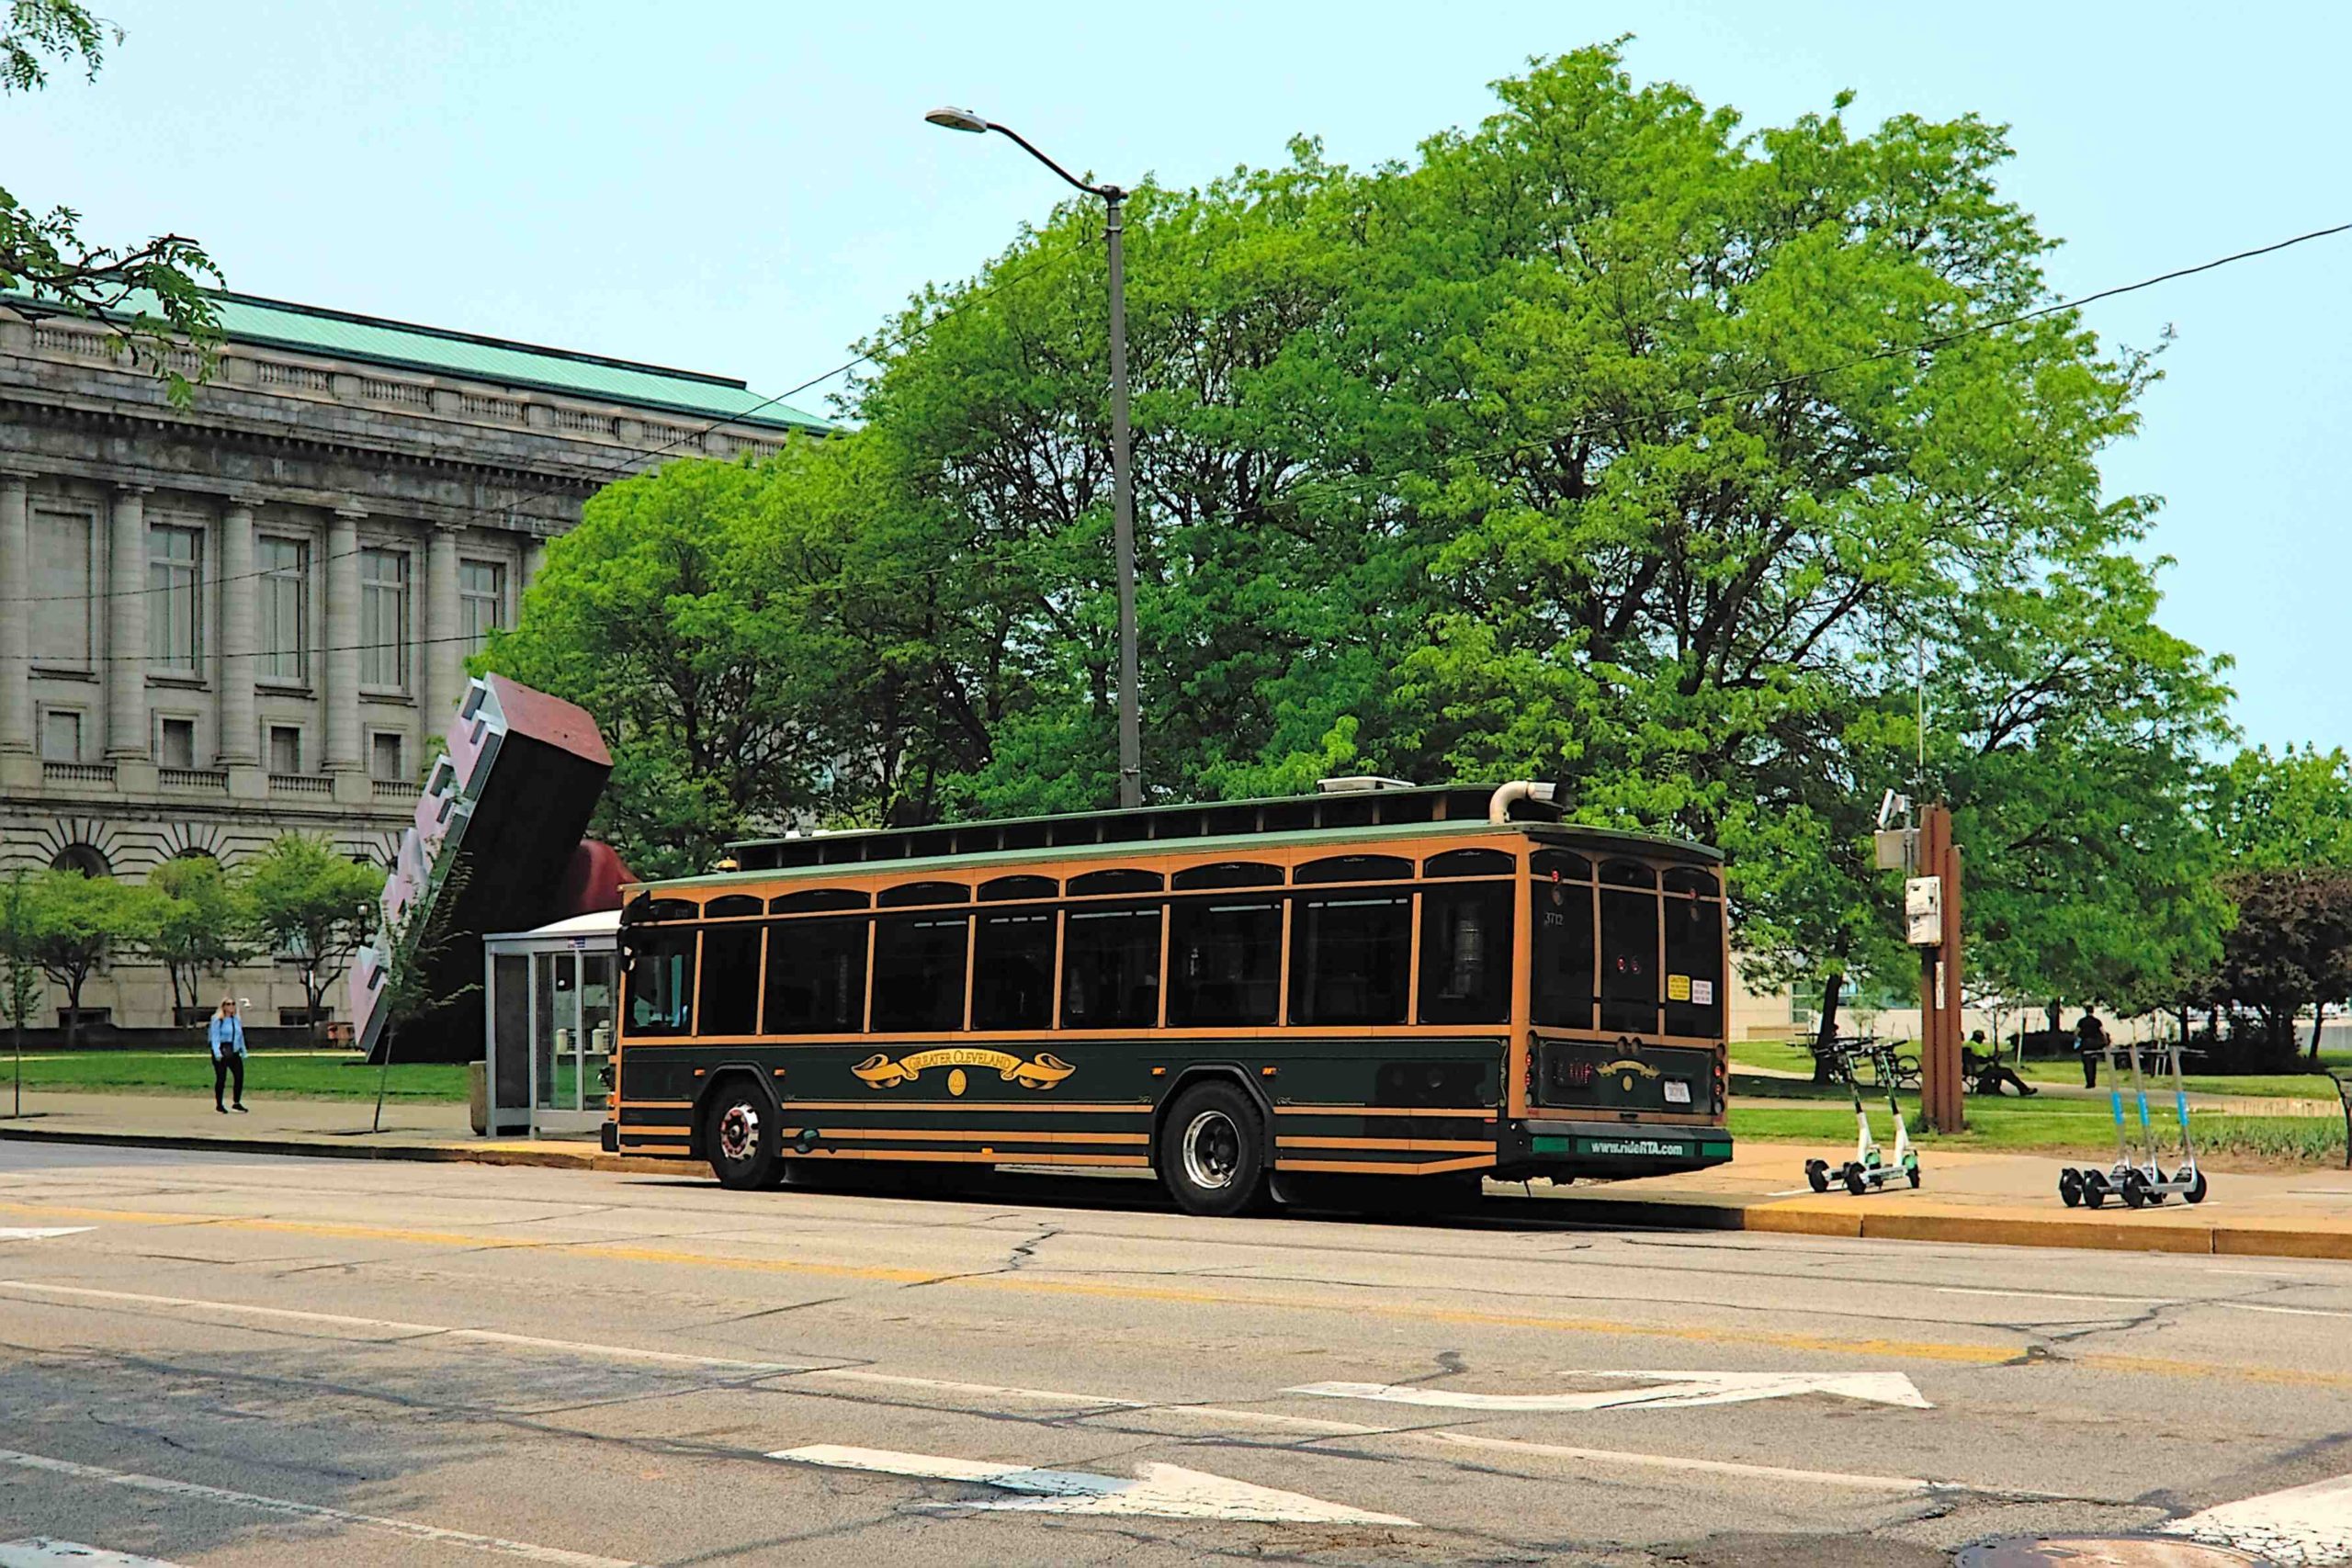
left=0, top=291, right=828, bottom=1030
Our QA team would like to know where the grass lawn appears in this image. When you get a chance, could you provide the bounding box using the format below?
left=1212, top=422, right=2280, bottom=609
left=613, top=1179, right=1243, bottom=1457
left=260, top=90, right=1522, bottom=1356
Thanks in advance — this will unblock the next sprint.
left=1730, top=1095, right=2346, bottom=1164
left=0, top=1049, right=469, bottom=1102
left=1734, top=1037, right=2351, bottom=1100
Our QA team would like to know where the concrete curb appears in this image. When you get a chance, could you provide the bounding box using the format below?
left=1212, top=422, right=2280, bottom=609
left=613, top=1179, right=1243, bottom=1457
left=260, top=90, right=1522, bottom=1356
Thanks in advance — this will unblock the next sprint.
left=0, top=1122, right=677, bottom=1177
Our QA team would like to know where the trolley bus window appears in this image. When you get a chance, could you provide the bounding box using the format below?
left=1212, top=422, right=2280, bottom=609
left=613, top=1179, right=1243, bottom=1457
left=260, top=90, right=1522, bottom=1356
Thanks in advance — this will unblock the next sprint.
left=870, top=913, right=969, bottom=1032
left=973, top=910, right=1056, bottom=1030
left=1168, top=898, right=1281, bottom=1026
left=762, top=917, right=866, bottom=1033
left=1600, top=860, right=1660, bottom=1035
left=1061, top=904, right=1162, bottom=1028
left=1532, top=867, right=1596, bottom=1029
left=699, top=924, right=762, bottom=1036
left=1419, top=882, right=1513, bottom=1024
left=1662, top=880, right=1724, bottom=1038
left=626, top=928, right=696, bottom=1037
left=1290, top=891, right=1410, bottom=1025
left=1423, top=847, right=1514, bottom=879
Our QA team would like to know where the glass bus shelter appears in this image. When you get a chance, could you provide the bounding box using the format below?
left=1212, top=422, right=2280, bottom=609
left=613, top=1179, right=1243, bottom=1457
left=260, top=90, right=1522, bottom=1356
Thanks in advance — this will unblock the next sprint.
left=481, top=910, right=618, bottom=1138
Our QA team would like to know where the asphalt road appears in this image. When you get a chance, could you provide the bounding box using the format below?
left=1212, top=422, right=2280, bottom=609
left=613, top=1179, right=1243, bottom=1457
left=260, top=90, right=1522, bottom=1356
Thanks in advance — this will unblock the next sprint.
left=2, top=1142, right=2349, bottom=1565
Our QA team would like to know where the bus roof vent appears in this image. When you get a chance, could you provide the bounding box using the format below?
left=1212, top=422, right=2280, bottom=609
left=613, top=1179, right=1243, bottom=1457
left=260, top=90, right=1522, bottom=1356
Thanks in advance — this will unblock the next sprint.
left=1316, top=775, right=1415, bottom=794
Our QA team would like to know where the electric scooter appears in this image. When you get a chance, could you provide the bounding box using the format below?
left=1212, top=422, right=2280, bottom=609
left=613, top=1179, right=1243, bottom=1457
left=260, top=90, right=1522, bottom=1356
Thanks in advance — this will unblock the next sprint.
left=2057, top=1037, right=2209, bottom=1209
left=1805, top=1040, right=1921, bottom=1194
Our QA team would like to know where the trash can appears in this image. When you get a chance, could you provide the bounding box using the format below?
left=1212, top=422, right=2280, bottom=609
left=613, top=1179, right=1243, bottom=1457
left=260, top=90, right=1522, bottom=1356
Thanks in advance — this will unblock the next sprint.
left=468, top=1060, right=489, bottom=1136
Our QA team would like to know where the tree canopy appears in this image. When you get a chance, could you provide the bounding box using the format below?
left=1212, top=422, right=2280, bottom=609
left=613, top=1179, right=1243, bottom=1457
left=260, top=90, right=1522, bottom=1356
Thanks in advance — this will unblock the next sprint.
left=1, top=0, right=220, bottom=403
left=487, top=44, right=2230, bottom=1004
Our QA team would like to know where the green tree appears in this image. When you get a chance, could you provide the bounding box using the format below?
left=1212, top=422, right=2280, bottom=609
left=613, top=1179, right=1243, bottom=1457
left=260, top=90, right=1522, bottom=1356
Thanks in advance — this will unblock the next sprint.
left=0, top=868, right=46, bottom=1115
left=243, top=836, right=383, bottom=1043
left=2, top=1, right=220, bottom=404
left=139, top=855, right=256, bottom=1022
left=2205, top=745, right=2352, bottom=871
left=24, top=868, right=155, bottom=1049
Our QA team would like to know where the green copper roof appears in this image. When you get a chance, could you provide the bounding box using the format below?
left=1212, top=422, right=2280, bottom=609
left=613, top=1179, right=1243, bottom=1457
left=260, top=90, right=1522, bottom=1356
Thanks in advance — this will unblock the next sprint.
left=7, top=285, right=831, bottom=434
left=208, top=293, right=831, bottom=433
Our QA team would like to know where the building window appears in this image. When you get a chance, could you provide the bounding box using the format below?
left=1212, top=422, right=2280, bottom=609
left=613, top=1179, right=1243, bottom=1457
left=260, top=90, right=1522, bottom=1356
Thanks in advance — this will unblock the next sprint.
left=358, top=547, right=408, bottom=690
left=29, top=509, right=93, bottom=669
left=458, top=558, right=506, bottom=653
left=258, top=536, right=309, bottom=680
left=267, top=724, right=301, bottom=775
left=157, top=716, right=197, bottom=770
left=40, top=708, right=83, bottom=763
left=368, top=730, right=405, bottom=784
left=148, top=524, right=202, bottom=670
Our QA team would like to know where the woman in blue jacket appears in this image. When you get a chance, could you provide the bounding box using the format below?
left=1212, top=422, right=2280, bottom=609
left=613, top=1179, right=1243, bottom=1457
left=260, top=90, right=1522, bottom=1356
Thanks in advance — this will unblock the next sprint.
left=208, top=997, right=247, bottom=1113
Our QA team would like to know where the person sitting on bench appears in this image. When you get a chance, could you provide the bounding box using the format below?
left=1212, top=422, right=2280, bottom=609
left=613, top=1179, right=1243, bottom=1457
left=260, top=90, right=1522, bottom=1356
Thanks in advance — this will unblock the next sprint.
left=1962, top=1029, right=2037, bottom=1096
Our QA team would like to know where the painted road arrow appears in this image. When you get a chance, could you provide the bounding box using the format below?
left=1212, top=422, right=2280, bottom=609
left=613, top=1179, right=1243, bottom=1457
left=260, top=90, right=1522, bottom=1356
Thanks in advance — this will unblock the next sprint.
left=1288, top=1370, right=1931, bottom=1411
left=772, top=1444, right=1417, bottom=1526
left=0, top=1230, right=91, bottom=1243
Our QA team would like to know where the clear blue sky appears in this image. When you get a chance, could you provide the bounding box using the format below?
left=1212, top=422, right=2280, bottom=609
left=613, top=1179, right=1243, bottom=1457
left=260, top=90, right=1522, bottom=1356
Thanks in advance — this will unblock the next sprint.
left=7, top=1, right=2345, bottom=749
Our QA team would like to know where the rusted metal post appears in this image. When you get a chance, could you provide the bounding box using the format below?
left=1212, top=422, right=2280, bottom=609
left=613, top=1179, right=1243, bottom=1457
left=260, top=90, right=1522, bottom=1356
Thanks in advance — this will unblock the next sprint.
left=1918, top=805, right=1966, bottom=1133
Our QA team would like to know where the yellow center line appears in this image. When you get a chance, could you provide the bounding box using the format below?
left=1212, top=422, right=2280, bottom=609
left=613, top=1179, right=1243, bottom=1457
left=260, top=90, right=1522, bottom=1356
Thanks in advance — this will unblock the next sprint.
left=8, top=1198, right=2350, bottom=1390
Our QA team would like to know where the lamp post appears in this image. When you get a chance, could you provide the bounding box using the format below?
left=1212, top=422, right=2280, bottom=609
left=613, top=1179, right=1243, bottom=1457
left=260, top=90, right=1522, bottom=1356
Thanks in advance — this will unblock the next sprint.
left=927, top=107, right=1140, bottom=808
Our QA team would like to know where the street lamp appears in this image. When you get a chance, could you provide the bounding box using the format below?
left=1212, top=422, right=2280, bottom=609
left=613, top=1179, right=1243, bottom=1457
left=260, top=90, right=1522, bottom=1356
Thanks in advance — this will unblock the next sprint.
left=926, top=107, right=1141, bottom=808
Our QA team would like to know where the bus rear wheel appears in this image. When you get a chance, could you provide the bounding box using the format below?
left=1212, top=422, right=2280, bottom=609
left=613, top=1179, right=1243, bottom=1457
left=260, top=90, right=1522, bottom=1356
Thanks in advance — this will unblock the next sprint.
left=1159, top=1083, right=1267, bottom=1218
left=706, top=1085, right=779, bottom=1190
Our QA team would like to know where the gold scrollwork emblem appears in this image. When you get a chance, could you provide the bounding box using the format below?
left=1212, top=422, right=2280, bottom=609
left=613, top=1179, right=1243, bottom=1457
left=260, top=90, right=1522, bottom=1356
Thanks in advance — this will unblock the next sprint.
left=852, top=1047, right=1077, bottom=1091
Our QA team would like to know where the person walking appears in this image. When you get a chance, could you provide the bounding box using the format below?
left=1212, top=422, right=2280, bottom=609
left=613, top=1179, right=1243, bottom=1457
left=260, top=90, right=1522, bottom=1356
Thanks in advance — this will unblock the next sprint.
left=2075, top=1010, right=2109, bottom=1089
left=209, top=996, right=248, bottom=1113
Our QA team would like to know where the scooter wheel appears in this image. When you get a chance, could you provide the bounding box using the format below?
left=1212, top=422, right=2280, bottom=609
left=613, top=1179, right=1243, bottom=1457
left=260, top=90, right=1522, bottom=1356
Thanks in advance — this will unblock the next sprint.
left=2058, top=1169, right=2084, bottom=1208
left=2084, top=1182, right=2105, bottom=1210
left=2120, top=1172, right=2147, bottom=1210
left=2186, top=1169, right=2209, bottom=1205
left=1908, top=1165, right=1922, bottom=1190
left=1805, top=1159, right=1829, bottom=1194
left=1844, top=1165, right=1868, bottom=1196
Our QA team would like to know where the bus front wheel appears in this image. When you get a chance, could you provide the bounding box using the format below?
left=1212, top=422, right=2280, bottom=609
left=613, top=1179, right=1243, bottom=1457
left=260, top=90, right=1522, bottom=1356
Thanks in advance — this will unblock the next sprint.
left=1159, top=1083, right=1268, bottom=1218
left=706, top=1084, right=780, bottom=1190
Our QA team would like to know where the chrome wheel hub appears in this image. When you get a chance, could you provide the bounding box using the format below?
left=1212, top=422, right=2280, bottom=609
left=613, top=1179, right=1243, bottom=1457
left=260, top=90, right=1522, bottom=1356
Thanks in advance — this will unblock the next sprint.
left=1181, top=1110, right=1241, bottom=1190
left=718, top=1103, right=760, bottom=1163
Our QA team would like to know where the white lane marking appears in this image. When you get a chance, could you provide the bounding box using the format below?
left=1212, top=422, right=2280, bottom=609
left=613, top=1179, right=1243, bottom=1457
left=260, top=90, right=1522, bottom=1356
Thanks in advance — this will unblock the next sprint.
left=1935, top=1286, right=2177, bottom=1306
left=1289, top=1371, right=1931, bottom=1411
left=0, top=1542, right=182, bottom=1568
left=0, top=1281, right=813, bottom=1374
left=0, top=1228, right=92, bottom=1242
left=1426, top=1431, right=1939, bottom=1493
left=771, top=1444, right=1416, bottom=1526
left=2218, top=1302, right=2352, bottom=1320
left=2166, top=1471, right=2352, bottom=1564
left=0, top=1450, right=636, bottom=1567
left=806, top=1370, right=1151, bottom=1408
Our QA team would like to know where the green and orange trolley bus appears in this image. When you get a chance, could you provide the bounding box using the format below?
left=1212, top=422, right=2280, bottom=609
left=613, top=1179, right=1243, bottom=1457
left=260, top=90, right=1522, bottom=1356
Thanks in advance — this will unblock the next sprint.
left=602, top=780, right=1733, bottom=1214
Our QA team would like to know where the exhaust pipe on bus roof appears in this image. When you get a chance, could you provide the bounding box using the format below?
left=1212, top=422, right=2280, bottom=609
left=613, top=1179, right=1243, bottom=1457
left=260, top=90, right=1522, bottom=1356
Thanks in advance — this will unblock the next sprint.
left=1487, top=780, right=1559, bottom=825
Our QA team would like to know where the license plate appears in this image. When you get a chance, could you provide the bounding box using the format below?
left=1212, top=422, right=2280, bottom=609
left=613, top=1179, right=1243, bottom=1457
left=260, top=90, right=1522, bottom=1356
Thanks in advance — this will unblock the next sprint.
left=1663, top=1080, right=1691, bottom=1105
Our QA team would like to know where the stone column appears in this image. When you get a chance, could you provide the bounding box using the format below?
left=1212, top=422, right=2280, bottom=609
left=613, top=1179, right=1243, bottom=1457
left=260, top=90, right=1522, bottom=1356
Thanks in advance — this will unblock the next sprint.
left=0, top=474, right=32, bottom=767
left=105, top=485, right=150, bottom=760
left=324, top=508, right=362, bottom=783
left=522, top=534, right=548, bottom=592
left=217, top=501, right=259, bottom=781
left=424, top=521, right=462, bottom=732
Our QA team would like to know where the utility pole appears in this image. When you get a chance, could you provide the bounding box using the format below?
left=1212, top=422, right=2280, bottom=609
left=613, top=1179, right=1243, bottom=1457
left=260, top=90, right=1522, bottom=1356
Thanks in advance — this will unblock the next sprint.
left=926, top=107, right=1142, bottom=807
left=1915, top=804, right=1966, bottom=1133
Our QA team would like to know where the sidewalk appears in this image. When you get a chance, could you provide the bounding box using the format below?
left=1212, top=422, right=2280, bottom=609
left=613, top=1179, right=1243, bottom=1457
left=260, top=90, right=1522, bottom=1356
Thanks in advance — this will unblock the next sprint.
left=4, top=1090, right=2350, bottom=1260
left=0, top=1090, right=670, bottom=1174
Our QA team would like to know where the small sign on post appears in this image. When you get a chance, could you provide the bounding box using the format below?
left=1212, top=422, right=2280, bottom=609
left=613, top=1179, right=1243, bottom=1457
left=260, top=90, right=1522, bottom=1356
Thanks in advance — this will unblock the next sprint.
left=1905, top=876, right=1942, bottom=947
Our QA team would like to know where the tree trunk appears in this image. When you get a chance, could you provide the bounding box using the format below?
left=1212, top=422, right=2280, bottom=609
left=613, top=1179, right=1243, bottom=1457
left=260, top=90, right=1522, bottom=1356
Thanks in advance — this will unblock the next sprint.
left=1813, top=972, right=1845, bottom=1084
left=2312, top=1002, right=2329, bottom=1060
left=62, top=973, right=83, bottom=1050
